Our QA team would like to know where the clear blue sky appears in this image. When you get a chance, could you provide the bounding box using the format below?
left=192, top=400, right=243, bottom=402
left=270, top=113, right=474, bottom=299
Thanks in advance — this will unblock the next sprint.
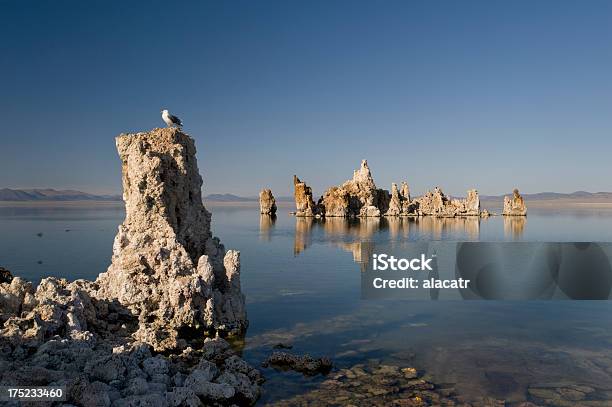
left=1, top=1, right=611, bottom=197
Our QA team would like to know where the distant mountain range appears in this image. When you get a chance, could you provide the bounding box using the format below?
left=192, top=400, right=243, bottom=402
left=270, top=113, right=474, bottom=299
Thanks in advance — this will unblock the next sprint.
left=480, top=191, right=612, bottom=201
left=0, top=188, right=122, bottom=201
left=203, top=193, right=294, bottom=202
left=3, top=188, right=612, bottom=203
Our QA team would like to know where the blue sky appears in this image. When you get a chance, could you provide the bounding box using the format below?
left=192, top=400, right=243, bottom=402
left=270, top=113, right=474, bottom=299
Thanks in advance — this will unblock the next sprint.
left=1, top=1, right=612, bottom=197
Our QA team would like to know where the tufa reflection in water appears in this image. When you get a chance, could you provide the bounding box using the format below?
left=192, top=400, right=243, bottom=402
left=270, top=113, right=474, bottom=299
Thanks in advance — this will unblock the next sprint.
left=259, top=214, right=276, bottom=241
left=503, top=216, right=526, bottom=240
left=290, top=216, right=490, bottom=260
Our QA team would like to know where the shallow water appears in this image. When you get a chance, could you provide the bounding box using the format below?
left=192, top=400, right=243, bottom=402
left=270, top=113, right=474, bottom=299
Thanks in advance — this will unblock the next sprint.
left=1, top=202, right=612, bottom=404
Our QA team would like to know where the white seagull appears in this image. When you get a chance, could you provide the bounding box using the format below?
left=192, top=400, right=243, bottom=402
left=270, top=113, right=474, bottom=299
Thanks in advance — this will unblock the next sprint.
left=161, top=109, right=183, bottom=128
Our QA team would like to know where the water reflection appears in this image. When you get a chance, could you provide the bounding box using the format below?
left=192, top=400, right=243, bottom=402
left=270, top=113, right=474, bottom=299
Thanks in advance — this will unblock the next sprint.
left=293, top=216, right=487, bottom=262
left=259, top=215, right=276, bottom=241
left=294, top=217, right=314, bottom=255
left=503, top=216, right=526, bottom=240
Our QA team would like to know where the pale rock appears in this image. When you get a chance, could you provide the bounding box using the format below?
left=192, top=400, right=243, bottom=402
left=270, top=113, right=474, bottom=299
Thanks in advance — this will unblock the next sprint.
left=259, top=188, right=277, bottom=215
left=96, top=128, right=246, bottom=351
left=0, top=128, right=262, bottom=407
left=342, top=160, right=381, bottom=217
left=320, top=186, right=351, bottom=217
left=384, top=183, right=402, bottom=216
left=503, top=188, right=527, bottom=216
left=415, top=187, right=480, bottom=217
left=293, top=175, right=318, bottom=217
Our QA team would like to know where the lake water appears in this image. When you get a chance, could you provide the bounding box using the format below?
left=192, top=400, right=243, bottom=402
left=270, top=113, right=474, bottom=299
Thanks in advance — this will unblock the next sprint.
left=2, top=202, right=612, bottom=404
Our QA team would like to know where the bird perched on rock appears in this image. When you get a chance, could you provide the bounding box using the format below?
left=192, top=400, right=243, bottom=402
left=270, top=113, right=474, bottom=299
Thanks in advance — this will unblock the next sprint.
left=161, top=109, right=183, bottom=128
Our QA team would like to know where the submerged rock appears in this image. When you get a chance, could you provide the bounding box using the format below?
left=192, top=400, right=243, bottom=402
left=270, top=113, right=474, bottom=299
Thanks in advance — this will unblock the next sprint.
left=259, top=188, right=277, bottom=215
left=262, top=351, right=332, bottom=375
left=0, top=266, right=13, bottom=283
left=503, top=188, right=527, bottom=216
left=268, top=361, right=502, bottom=407
left=96, top=128, right=246, bottom=351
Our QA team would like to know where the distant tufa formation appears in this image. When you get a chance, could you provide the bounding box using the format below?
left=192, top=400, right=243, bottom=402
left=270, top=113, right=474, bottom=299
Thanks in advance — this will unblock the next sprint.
left=503, top=188, right=527, bottom=216
left=293, top=160, right=499, bottom=218
left=259, top=188, right=277, bottom=215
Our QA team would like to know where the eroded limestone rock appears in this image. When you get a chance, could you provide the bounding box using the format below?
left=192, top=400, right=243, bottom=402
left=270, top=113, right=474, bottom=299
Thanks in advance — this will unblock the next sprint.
left=293, top=175, right=317, bottom=217
left=259, top=188, right=277, bottom=215
left=415, top=187, right=480, bottom=217
left=96, top=128, right=246, bottom=351
left=384, top=183, right=402, bottom=216
left=321, top=186, right=350, bottom=217
left=318, top=160, right=384, bottom=217
left=503, top=188, right=527, bottom=216
left=0, top=128, right=262, bottom=406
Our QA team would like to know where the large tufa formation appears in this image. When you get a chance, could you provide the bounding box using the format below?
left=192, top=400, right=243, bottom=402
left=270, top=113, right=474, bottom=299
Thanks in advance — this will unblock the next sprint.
left=259, top=188, right=277, bottom=215
left=96, top=127, right=246, bottom=351
left=341, top=160, right=383, bottom=217
left=503, top=188, right=527, bottom=216
left=0, top=128, right=263, bottom=406
left=319, top=160, right=386, bottom=217
left=414, top=187, right=480, bottom=217
left=293, top=175, right=318, bottom=217
left=292, top=160, right=484, bottom=218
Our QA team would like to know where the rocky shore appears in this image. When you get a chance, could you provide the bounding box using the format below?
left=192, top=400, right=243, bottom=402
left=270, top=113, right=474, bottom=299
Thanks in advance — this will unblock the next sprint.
left=0, top=128, right=261, bottom=406
left=293, top=160, right=526, bottom=218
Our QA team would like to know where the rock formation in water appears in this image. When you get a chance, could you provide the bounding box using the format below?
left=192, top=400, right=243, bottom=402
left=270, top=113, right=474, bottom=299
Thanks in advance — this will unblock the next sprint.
left=318, top=160, right=384, bottom=217
left=293, top=175, right=318, bottom=217
left=291, top=160, right=488, bottom=218
left=414, top=187, right=480, bottom=217
left=259, top=188, right=277, bottom=215
left=97, top=128, right=246, bottom=351
left=503, top=188, right=527, bottom=216
left=0, top=128, right=263, bottom=406
left=320, top=186, right=350, bottom=217
left=385, top=183, right=403, bottom=216
left=342, top=160, right=382, bottom=217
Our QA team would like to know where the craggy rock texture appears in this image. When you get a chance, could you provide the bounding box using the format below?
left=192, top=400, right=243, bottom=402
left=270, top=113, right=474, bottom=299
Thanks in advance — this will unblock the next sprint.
left=385, top=183, right=403, bottom=216
left=321, top=186, right=351, bottom=217
left=0, top=284, right=263, bottom=407
left=415, top=187, right=481, bottom=217
left=262, top=351, right=332, bottom=375
left=0, top=128, right=262, bottom=406
left=0, top=266, right=13, bottom=283
left=259, top=188, right=277, bottom=215
left=342, top=160, right=382, bottom=217
left=293, top=175, right=317, bottom=217
left=97, top=128, right=246, bottom=351
left=294, top=161, right=485, bottom=218
left=318, top=160, right=384, bottom=218
left=269, top=361, right=506, bottom=407
left=503, top=188, right=527, bottom=216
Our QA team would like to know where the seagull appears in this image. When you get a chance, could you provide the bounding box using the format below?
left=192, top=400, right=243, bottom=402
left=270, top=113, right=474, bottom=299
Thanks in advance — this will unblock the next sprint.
left=161, top=109, right=183, bottom=128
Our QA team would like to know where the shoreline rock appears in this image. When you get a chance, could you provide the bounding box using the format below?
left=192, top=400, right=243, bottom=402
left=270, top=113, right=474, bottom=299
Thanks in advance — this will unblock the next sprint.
left=0, top=128, right=262, bottom=406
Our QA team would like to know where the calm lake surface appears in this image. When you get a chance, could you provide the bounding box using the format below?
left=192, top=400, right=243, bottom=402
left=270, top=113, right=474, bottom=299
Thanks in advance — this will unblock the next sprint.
left=2, top=202, right=612, bottom=404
